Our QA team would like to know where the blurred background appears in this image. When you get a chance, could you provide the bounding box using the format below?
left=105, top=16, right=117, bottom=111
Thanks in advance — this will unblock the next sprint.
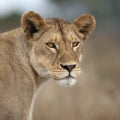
left=0, top=0, right=120, bottom=120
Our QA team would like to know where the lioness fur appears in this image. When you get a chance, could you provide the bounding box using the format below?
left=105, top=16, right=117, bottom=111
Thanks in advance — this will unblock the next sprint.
left=0, top=11, right=95, bottom=120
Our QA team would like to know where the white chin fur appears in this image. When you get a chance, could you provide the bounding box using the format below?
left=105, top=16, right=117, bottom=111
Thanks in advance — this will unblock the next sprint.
left=56, top=78, right=76, bottom=87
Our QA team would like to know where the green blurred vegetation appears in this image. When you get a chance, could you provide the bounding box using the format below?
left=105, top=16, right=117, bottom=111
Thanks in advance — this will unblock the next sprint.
left=51, top=0, right=120, bottom=16
left=0, top=12, right=20, bottom=32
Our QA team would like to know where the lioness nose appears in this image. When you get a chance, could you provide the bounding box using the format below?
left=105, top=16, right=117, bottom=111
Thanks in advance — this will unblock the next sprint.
left=60, top=64, right=76, bottom=72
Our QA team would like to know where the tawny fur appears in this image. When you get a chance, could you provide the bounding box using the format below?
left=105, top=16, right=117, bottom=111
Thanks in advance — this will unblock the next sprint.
left=0, top=11, right=95, bottom=120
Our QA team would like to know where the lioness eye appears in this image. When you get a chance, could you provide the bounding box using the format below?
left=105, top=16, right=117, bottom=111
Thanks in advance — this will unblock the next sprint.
left=72, top=42, right=80, bottom=47
left=46, top=42, right=56, bottom=49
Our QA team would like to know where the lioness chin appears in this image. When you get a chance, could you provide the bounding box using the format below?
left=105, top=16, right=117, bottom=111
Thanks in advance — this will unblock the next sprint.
left=0, top=11, right=95, bottom=120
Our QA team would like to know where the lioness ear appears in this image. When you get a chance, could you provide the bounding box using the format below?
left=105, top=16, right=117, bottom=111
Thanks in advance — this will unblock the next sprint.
left=21, top=11, right=47, bottom=39
left=72, top=14, right=96, bottom=40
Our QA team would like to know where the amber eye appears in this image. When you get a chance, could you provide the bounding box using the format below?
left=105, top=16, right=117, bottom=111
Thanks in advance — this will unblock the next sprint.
left=72, top=42, right=80, bottom=47
left=46, top=42, right=56, bottom=49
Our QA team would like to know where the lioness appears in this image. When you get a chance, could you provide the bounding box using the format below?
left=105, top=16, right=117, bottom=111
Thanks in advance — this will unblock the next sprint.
left=0, top=11, right=95, bottom=120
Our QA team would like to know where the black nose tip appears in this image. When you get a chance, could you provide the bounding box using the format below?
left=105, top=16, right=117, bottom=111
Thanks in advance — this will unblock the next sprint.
left=60, top=64, right=76, bottom=72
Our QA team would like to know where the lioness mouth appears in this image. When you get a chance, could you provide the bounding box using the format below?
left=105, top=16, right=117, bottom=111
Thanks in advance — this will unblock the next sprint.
left=64, top=75, right=75, bottom=79
left=56, top=77, right=76, bottom=87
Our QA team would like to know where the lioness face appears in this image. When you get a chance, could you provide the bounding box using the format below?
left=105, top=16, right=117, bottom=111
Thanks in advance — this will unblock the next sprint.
left=21, top=11, right=96, bottom=86
left=31, top=25, right=83, bottom=86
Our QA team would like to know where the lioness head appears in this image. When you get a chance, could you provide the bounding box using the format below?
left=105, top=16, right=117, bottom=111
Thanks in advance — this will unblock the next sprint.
left=21, top=11, right=96, bottom=87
